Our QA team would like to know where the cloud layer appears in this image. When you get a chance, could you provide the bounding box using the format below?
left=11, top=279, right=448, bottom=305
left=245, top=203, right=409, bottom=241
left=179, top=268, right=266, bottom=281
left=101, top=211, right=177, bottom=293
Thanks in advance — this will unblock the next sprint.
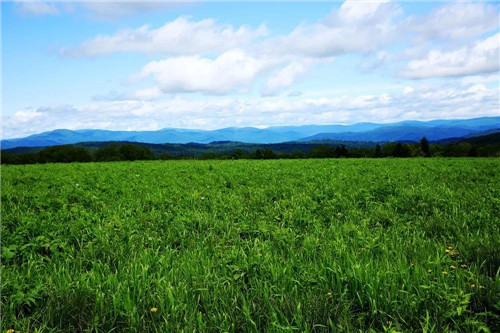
left=61, top=17, right=267, bottom=57
left=59, top=1, right=499, bottom=97
left=412, top=3, right=499, bottom=41
left=134, top=50, right=279, bottom=95
left=260, top=1, right=403, bottom=58
left=402, top=33, right=500, bottom=79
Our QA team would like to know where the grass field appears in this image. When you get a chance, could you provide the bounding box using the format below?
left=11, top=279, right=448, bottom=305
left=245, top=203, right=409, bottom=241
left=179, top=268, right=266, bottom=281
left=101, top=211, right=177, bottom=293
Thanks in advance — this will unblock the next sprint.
left=1, top=158, right=499, bottom=332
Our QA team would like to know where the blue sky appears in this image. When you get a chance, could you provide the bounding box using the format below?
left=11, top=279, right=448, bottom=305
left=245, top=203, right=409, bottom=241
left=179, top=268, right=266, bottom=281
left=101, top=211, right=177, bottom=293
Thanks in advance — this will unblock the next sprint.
left=2, top=1, right=499, bottom=138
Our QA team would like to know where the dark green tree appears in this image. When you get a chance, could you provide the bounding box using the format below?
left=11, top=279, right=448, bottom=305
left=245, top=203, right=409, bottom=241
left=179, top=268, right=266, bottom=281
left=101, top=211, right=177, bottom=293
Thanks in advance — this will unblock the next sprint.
left=374, top=144, right=382, bottom=157
left=307, top=145, right=336, bottom=158
left=158, top=153, right=175, bottom=160
left=290, top=150, right=304, bottom=159
left=393, top=143, right=411, bottom=157
left=38, top=145, right=92, bottom=163
left=1, top=152, right=39, bottom=164
left=335, top=145, right=348, bottom=158
left=420, top=137, right=430, bottom=157
left=255, top=149, right=277, bottom=159
left=201, top=152, right=217, bottom=160
left=119, top=144, right=154, bottom=161
left=94, top=144, right=154, bottom=161
left=231, top=149, right=245, bottom=159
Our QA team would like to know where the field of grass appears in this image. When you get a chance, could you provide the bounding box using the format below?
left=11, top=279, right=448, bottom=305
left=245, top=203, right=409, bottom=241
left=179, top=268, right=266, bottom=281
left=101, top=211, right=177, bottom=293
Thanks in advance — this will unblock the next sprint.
left=1, top=158, right=499, bottom=332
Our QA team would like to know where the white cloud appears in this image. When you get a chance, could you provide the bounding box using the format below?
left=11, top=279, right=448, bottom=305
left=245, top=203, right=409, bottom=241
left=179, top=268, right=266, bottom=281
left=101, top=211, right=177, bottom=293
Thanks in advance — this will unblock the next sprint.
left=402, top=33, right=500, bottom=79
left=333, top=0, right=401, bottom=25
left=61, top=17, right=267, bottom=57
left=411, top=2, right=500, bottom=41
left=261, top=59, right=319, bottom=96
left=58, top=2, right=405, bottom=97
left=8, top=109, right=43, bottom=123
left=55, top=1, right=500, bottom=98
left=259, top=0, right=402, bottom=58
left=134, top=50, right=280, bottom=95
left=460, top=73, right=500, bottom=85
left=57, top=0, right=405, bottom=68
left=402, top=86, right=414, bottom=95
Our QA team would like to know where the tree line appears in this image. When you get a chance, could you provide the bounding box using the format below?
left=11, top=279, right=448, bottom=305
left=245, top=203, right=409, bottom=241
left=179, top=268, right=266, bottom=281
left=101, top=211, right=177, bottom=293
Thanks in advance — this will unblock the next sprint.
left=2, top=137, right=499, bottom=164
left=2, top=144, right=154, bottom=165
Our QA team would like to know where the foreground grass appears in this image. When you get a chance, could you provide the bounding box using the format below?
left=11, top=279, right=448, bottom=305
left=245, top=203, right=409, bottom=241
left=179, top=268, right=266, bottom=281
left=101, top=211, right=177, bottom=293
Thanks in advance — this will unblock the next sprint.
left=1, top=158, right=499, bottom=332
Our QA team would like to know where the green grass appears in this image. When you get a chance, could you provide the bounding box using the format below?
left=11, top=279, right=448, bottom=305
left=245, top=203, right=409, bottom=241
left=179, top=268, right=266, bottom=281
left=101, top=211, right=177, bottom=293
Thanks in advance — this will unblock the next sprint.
left=1, top=158, right=499, bottom=332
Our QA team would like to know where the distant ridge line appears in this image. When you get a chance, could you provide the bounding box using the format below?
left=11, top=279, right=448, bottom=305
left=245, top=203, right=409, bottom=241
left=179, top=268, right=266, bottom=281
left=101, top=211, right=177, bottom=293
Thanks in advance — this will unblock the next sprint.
left=2, top=116, right=499, bottom=149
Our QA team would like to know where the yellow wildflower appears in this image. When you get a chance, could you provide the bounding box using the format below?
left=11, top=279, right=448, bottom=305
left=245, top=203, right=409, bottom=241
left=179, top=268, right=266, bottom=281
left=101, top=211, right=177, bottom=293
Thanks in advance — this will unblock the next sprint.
left=471, top=284, right=476, bottom=288
left=327, top=291, right=332, bottom=297
left=151, top=307, right=158, bottom=313
left=428, top=269, right=432, bottom=273
left=450, top=265, right=456, bottom=270
left=7, top=329, right=15, bottom=333
left=445, top=249, right=451, bottom=253
left=442, top=271, right=448, bottom=275
left=460, top=264, right=468, bottom=268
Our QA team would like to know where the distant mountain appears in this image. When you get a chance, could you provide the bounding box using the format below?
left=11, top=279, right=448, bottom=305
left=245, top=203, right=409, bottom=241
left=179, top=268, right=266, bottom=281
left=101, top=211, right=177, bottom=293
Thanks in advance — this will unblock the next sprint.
left=437, top=128, right=500, bottom=143
left=299, top=125, right=500, bottom=142
left=0, top=123, right=386, bottom=149
left=460, top=132, right=500, bottom=145
left=2, top=117, right=499, bottom=149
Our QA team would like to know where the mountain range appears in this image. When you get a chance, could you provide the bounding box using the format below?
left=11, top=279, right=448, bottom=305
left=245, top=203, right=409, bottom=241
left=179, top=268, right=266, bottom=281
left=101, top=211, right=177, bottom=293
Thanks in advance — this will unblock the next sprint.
left=2, top=117, right=499, bottom=149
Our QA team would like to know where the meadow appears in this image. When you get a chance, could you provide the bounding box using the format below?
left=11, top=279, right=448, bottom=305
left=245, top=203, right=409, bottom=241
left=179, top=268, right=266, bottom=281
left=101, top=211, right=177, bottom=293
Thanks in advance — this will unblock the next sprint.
left=1, top=158, right=499, bottom=332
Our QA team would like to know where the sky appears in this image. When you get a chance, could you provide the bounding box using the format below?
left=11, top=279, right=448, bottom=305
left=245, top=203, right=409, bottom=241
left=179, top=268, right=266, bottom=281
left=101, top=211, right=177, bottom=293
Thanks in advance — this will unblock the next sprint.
left=2, top=0, right=500, bottom=139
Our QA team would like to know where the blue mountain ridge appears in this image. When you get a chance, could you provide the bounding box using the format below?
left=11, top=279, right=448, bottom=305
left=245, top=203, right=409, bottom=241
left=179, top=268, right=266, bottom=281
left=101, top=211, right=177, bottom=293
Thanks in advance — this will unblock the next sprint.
left=2, top=117, right=499, bottom=149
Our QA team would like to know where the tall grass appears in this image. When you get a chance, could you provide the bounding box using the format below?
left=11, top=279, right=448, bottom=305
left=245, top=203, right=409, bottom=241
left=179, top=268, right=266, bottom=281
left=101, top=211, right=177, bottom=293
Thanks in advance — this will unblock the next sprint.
left=2, top=158, right=499, bottom=332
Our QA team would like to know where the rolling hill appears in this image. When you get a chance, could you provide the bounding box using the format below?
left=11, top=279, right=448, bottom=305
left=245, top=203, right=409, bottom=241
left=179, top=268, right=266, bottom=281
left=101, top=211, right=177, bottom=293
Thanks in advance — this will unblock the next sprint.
left=2, top=117, right=499, bottom=149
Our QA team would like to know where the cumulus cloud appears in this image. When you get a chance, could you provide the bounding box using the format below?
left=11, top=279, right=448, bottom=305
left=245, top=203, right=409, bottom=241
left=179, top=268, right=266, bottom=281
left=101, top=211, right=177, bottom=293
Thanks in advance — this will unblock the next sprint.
left=402, top=33, right=500, bottom=79
left=134, top=50, right=281, bottom=95
left=7, top=109, right=43, bottom=123
left=460, top=73, right=500, bottom=85
left=99, top=1, right=405, bottom=97
left=261, top=59, right=320, bottom=96
left=259, top=0, right=403, bottom=58
left=61, top=17, right=267, bottom=57
left=4, top=81, right=498, bottom=139
left=410, top=2, right=500, bottom=42
left=55, top=0, right=500, bottom=98
left=61, top=1, right=402, bottom=59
